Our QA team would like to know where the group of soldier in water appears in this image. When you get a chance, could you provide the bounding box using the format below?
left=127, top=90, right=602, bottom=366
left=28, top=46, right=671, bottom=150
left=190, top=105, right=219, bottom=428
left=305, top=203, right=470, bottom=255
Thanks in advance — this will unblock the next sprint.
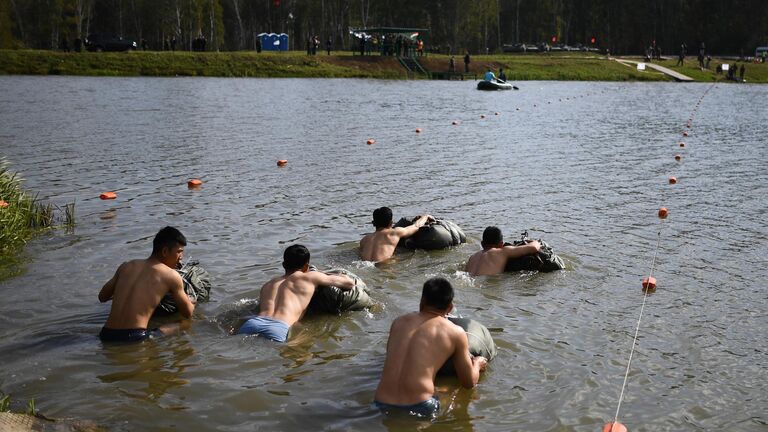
left=98, top=207, right=542, bottom=419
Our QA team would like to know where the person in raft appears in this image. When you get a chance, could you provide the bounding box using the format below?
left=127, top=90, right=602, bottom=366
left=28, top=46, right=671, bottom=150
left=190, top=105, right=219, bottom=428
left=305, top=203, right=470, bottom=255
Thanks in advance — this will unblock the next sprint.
left=237, top=244, right=355, bottom=342
left=374, top=277, right=487, bottom=418
left=483, top=67, right=497, bottom=81
left=359, top=207, right=434, bottom=262
left=465, top=226, right=541, bottom=276
left=98, top=226, right=195, bottom=342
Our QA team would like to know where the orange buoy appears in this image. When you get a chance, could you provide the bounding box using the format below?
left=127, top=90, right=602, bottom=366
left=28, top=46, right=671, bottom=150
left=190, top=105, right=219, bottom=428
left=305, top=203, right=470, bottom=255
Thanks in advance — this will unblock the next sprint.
left=416, top=128, right=422, bottom=133
left=674, top=154, right=682, bottom=161
left=516, top=107, right=521, bottom=111
left=0, top=200, right=8, bottom=208
left=669, top=176, right=677, bottom=184
left=683, top=131, right=689, bottom=137
left=480, top=114, right=486, bottom=119
left=603, top=421, right=628, bottom=432
left=494, top=112, right=500, bottom=115
left=679, top=142, right=685, bottom=148
left=277, top=159, right=288, bottom=167
left=100, top=191, right=117, bottom=200
left=658, top=207, right=668, bottom=219
left=187, top=179, right=203, bottom=187
left=642, top=276, right=657, bottom=290
left=452, top=121, right=459, bottom=125
left=367, top=139, right=375, bottom=145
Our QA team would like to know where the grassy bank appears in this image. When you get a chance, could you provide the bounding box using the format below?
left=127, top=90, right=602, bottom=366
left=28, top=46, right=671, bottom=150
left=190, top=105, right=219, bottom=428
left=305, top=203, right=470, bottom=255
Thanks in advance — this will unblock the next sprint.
left=2, top=49, right=766, bottom=82
left=0, top=159, right=73, bottom=281
left=611, top=55, right=768, bottom=83
left=0, top=49, right=408, bottom=78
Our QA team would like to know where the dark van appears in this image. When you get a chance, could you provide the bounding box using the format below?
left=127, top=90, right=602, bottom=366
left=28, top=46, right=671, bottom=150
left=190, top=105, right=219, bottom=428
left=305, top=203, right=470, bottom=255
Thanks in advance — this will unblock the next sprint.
left=85, top=34, right=137, bottom=52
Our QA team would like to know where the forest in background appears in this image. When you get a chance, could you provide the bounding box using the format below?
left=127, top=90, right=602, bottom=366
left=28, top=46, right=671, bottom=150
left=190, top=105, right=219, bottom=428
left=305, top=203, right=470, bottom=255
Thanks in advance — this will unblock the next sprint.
left=0, top=0, right=766, bottom=55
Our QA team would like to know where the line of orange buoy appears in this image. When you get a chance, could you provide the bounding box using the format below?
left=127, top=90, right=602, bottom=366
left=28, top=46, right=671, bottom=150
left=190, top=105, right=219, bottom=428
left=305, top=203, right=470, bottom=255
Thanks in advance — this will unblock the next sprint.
left=606, top=83, right=715, bottom=432
left=95, top=87, right=607, bottom=203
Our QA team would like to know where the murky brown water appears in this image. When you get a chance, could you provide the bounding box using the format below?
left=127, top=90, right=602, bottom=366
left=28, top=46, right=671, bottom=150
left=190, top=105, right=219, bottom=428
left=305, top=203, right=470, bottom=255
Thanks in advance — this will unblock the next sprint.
left=0, top=76, right=766, bottom=431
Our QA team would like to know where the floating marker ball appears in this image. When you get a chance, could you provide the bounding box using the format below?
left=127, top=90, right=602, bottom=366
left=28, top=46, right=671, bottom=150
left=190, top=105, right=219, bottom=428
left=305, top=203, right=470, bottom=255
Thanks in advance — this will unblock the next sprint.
left=683, top=131, right=689, bottom=137
left=603, top=422, right=628, bottom=432
left=675, top=154, right=682, bottom=161
left=452, top=121, right=459, bottom=125
left=277, top=160, right=288, bottom=167
left=416, top=128, right=422, bottom=133
left=100, top=192, right=117, bottom=200
left=658, top=207, right=668, bottom=219
left=367, top=139, right=375, bottom=145
left=642, top=276, right=657, bottom=290
left=679, top=142, right=686, bottom=148
left=187, top=179, right=202, bottom=188
left=669, top=176, right=677, bottom=184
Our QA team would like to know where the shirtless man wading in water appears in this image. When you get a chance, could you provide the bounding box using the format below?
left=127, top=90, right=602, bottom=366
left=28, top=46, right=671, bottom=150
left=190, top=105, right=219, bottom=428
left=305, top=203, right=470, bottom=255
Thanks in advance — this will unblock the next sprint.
left=237, top=244, right=355, bottom=342
left=374, top=277, right=487, bottom=418
left=465, top=226, right=541, bottom=276
left=360, top=207, right=433, bottom=262
left=98, top=226, right=195, bottom=342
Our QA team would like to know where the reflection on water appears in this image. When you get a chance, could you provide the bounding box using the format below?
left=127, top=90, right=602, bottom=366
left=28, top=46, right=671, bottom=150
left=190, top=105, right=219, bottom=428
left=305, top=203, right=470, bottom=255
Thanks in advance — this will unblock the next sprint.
left=98, top=338, right=195, bottom=405
left=0, top=76, right=766, bottom=431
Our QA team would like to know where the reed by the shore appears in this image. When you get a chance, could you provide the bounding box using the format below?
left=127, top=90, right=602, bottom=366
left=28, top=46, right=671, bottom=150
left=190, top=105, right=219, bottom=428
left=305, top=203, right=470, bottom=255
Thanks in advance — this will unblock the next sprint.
left=0, top=159, right=73, bottom=281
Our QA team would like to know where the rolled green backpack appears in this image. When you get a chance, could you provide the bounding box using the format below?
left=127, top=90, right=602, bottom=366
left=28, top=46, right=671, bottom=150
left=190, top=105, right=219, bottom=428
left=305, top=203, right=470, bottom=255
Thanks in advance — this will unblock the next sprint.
left=306, top=268, right=374, bottom=315
left=393, top=217, right=466, bottom=250
left=438, top=317, right=498, bottom=375
left=155, top=260, right=212, bottom=315
left=504, top=231, right=565, bottom=272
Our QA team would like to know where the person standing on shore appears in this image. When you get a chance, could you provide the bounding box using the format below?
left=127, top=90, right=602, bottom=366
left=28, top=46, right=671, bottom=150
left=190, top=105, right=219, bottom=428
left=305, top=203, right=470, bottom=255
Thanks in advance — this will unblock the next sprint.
left=739, top=64, right=746, bottom=82
left=326, top=37, right=332, bottom=55
left=464, top=51, right=471, bottom=73
left=676, top=42, right=686, bottom=66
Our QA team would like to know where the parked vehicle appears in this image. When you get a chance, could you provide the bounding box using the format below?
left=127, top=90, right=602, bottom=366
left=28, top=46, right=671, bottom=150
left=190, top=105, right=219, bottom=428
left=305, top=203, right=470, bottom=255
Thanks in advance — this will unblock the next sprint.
left=84, top=34, right=137, bottom=52
left=502, top=43, right=526, bottom=53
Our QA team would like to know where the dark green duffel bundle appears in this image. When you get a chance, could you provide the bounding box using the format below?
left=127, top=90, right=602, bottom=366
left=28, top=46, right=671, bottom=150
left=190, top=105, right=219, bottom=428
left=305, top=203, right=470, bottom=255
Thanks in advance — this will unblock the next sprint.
left=504, top=231, right=565, bottom=273
left=155, top=260, right=212, bottom=315
left=306, top=268, right=374, bottom=315
left=393, top=217, right=466, bottom=250
left=439, top=317, right=498, bottom=375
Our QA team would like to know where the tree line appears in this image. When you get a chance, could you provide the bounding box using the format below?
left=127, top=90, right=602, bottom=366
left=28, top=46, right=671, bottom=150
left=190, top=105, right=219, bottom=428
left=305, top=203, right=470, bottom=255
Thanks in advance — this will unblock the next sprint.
left=0, top=0, right=766, bottom=55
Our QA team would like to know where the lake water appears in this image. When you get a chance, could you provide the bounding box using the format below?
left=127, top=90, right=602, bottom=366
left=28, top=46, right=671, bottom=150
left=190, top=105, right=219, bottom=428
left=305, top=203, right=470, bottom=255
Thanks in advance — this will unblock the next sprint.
left=0, top=76, right=766, bottom=431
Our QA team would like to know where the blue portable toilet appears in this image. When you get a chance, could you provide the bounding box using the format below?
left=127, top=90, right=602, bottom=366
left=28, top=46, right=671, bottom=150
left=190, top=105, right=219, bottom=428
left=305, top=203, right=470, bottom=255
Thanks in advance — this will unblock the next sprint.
left=257, top=33, right=267, bottom=50
left=278, top=33, right=289, bottom=51
left=258, top=33, right=280, bottom=51
left=267, top=33, right=279, bottom=51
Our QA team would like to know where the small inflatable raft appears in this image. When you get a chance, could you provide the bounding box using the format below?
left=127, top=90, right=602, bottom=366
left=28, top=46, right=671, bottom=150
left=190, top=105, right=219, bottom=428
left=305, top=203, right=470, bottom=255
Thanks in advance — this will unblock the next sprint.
left=477, top=80, right=515, bottom=91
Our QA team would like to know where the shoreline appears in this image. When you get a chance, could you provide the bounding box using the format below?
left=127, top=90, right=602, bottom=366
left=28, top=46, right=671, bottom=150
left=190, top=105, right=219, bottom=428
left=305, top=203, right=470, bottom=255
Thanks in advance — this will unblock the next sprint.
left=1, top=50, right=765, bottom=82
